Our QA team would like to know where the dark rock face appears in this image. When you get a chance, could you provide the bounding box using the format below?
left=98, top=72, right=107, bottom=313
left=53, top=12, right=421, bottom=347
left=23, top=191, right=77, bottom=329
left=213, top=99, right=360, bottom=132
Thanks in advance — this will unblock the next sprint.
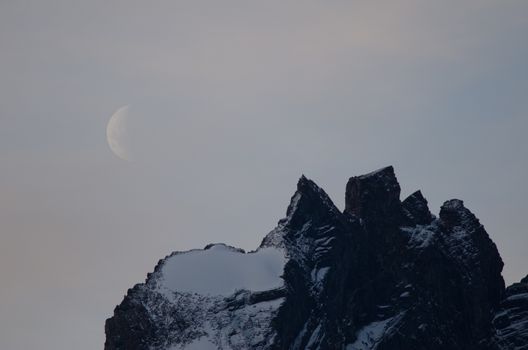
left=104, top=287, right=155, bottom=350
left=344, top=166, right=403, bottom=225
left=106, top=166, right=526, bottom=350
left=493, top=277, right=528, bottom=349
left=402, top=190, right=434, bottom=226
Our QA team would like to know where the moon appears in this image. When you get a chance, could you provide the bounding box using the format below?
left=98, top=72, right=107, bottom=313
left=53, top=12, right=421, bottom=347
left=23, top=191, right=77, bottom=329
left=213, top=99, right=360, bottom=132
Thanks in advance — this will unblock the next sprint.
left=106, top=105, right=133, bottom=161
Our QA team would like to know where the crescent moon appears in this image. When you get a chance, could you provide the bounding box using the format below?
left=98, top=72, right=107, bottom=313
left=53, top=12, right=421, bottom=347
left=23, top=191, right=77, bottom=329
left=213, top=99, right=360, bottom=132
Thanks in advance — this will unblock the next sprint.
left=106, top=105, right=133, bottom=161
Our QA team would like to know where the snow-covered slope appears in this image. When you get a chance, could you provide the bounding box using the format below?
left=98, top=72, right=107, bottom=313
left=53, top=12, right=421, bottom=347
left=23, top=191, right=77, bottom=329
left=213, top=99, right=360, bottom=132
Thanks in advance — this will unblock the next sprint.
left=105, top=243, right=287, bottom=349
left=158, top=244, right=285, bottom=296
left=105, top=166, right=525, bottom=350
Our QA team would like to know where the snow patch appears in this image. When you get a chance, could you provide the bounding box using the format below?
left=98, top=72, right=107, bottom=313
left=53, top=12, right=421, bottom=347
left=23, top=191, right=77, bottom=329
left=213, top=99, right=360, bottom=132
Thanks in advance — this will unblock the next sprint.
left=160, top=246, right=286, bottom=296
left=306, top=324, right=323, bottom=348
left=400, top=291, right=410, bottom=298
left=346, top=313, right=405, bottom=350
left=403, top=226, right=436, bottom=249
left=312, top=267, right=330, bottom=283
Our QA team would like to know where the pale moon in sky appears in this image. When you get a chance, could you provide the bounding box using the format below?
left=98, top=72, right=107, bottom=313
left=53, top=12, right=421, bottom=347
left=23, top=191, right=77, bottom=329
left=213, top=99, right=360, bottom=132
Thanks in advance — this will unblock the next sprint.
left=106, top=105, right=133, bottom=161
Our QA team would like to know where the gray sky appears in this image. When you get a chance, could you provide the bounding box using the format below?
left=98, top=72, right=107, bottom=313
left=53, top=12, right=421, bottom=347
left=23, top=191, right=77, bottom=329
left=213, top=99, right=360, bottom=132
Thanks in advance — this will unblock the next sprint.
left=1, top=1, right=527, bottom=349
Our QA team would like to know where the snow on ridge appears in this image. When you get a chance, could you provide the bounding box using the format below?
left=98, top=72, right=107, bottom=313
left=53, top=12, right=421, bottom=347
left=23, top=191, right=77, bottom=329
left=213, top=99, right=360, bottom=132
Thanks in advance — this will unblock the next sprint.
left=402, top=225, right=437, bottom=249
left=158, top=244, right=286, bottom=296
left=356, top=165, right=394, bottom=180
left=346, top=313, right=405, bottom=350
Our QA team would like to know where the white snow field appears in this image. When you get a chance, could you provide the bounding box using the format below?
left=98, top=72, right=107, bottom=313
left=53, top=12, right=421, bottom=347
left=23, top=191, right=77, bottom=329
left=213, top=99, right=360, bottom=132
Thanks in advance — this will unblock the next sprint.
left=159, top=244, right=286, bottom=296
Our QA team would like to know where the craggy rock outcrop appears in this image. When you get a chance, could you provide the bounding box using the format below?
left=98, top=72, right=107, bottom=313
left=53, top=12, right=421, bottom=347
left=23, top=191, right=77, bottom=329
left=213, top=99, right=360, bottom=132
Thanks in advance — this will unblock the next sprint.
left=493, top=276, right=528, bottom=349
left=105, top=166, right=525, bottom=350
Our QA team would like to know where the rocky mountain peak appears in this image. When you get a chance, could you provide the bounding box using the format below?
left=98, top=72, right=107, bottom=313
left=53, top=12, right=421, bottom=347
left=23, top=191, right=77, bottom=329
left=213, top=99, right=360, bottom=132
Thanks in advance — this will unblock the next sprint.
left=260, top=175, right=342, bottom=250
left=344, top=166, right=402, bottom=224
left=439, top=199, right=474, bottom=227
left=284, top=175, right=340, bottom=224
left=105, top=166, right=525, bottom=350
left=402, top=190, right=434, bottom=225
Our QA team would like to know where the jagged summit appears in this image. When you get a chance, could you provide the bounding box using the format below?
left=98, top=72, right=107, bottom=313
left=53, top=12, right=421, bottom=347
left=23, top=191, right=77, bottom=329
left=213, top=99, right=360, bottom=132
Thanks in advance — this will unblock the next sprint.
left=105, top=166, right=524, bottom=350
left=402, top=190, right=434, bottom=226
left=439, top=199, right=486, bottom=234
left=285, top=174, right=340, bottom=223
left=345, top=166, right=402, bottom=225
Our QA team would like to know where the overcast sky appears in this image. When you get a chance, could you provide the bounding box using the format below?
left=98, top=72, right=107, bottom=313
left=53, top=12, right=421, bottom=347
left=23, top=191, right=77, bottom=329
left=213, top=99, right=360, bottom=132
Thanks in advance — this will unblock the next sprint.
left=1, top=1, right=527, bottom=349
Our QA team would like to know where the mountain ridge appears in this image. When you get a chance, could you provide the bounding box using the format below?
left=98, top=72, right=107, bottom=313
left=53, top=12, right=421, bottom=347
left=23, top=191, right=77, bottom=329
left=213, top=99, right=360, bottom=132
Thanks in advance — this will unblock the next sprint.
left=105, top=166, right=526, bottom=349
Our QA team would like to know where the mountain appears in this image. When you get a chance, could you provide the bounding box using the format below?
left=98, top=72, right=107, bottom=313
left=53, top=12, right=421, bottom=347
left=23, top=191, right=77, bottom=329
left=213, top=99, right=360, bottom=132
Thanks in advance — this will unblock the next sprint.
left=105, top=166, right=527, bottom=349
